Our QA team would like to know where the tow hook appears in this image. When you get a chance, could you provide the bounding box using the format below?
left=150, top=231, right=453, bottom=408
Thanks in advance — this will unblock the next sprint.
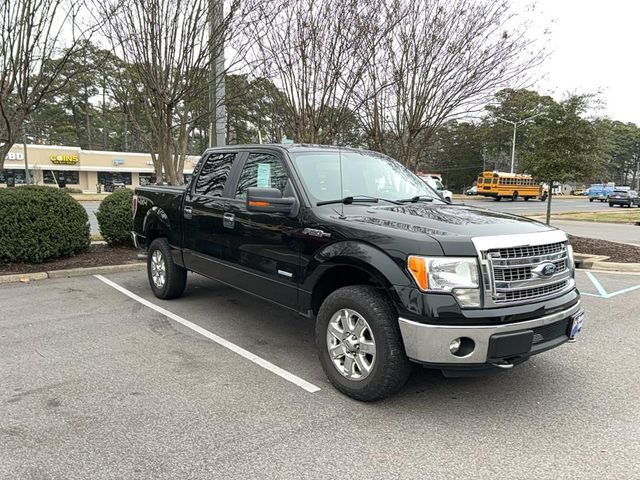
left=491, top=361, right=514, bottom=369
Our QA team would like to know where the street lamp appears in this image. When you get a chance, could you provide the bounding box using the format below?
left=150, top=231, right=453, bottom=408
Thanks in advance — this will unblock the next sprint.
left=496, top=112, right=543, bottom=173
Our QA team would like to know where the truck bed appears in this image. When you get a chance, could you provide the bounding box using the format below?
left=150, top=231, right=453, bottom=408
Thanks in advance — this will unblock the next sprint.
left=134, top=184, right=187, bottom=249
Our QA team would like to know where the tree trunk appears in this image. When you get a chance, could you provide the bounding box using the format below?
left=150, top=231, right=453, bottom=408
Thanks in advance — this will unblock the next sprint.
left=0, top=142, right=13, bottom=170
left=545, top=181, right=553, bottom=225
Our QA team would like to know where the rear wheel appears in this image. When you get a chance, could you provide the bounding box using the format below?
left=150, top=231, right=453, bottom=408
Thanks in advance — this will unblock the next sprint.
left=316, top=286, right=411, bottom=402
left=494, top=196, right=502, bottom=201
left=524, top=196, right=530, bottom=201
left=609, top=202, right=614, bottom=207
left=512, top=191, right=519, bottom=201
left=589, top=198, right=594, bottom=202
left=147, top=238, right=187, bottom=299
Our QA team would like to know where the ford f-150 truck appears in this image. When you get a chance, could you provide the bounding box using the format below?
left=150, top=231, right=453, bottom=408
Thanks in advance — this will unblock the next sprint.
left=132, top=145, right=584, bottom=401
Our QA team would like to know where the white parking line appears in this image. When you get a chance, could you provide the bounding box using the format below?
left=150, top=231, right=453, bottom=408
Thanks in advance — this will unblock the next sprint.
left=94, top=274, right=321, bottom=393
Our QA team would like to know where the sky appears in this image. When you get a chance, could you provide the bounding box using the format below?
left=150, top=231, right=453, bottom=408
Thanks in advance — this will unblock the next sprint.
left=519, top=0, right=640, bottom=124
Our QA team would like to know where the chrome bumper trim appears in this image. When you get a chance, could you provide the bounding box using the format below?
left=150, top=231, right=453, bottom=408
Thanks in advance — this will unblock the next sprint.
left=398, top=302, right=581, bottom=364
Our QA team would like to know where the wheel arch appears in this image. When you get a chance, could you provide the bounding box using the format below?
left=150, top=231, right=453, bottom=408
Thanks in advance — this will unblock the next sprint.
left=143, top=206, right=172, bottom=248
left=303, top=241, right=412, bottom=317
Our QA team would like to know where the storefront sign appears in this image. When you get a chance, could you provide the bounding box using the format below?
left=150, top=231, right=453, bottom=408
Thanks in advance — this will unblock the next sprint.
left=5, top=152, right=24, bottom=161
left=50, top=154, right=78, bottom=165
left=112, top=158, right=125, bottom=166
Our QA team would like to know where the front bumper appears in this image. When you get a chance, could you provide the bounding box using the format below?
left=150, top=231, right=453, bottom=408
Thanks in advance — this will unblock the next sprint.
left=398, top=302, right=582, bottom=365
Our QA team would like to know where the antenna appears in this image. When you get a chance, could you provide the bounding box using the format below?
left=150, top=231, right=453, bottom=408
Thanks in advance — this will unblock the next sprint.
left=338, top=141, right=345, bottom=219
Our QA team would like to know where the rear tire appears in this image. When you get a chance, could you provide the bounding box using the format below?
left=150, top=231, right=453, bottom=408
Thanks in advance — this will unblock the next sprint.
left=589, top=198, right=594, bottom=202
left=316, top=286, right=411, bottom=402
left=524, top=196, right=530, bottom=201
left=609, top=202, right=614, bottom=207
left=494, top=196, right=502, bottom=201
left=512, top=191, right=518, bottom=201
left=147, top=238, right=187, bottom=299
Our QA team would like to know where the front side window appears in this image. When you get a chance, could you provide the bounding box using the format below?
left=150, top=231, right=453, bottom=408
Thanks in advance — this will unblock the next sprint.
left=235, top=153, right=289, bottom=199
left=193, top=152, right=236, bottom=197
left=290, top=150, right=441, bottom=203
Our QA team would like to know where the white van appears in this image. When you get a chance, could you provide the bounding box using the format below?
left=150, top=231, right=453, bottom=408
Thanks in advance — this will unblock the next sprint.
left=418, top=174, right=452, bottom=202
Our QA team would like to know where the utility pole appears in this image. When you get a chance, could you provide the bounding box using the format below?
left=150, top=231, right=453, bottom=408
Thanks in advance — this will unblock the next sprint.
left=496, top=112, right=543, bottom=173
left=208, top=0, right=226, bottom=148
left=22, top=132, right=31, bottom=185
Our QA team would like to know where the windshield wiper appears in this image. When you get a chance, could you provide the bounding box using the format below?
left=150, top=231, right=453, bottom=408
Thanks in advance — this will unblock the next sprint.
left=317, top=195, right=404, bottom=206
left=398, top=195, right=435, bottom=203
left=317, top=196, right=379, bottom=206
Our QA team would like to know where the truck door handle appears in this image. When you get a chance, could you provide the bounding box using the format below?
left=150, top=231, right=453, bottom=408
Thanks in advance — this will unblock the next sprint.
left=184, top=206, right=193, bottom=219
left=223, top=212, right=235, bottom=228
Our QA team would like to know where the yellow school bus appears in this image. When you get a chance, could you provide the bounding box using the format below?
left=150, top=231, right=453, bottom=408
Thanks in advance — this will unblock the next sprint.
left=476, top=171, right=545, bottom=201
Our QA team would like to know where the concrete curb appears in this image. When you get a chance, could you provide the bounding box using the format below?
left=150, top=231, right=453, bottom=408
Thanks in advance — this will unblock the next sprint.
left=0, top=272, right=49, bottom=284
left=0, top=262, right=145, bottom=284
left=574, top=252, right=640, bottom=273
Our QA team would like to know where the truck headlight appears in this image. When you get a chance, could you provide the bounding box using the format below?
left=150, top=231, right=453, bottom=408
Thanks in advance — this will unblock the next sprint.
left=407, top=256, right=481, bottom=307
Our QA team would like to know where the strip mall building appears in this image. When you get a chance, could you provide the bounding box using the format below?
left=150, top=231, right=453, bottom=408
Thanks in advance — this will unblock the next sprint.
left=1, top=144, right=199, bottom=191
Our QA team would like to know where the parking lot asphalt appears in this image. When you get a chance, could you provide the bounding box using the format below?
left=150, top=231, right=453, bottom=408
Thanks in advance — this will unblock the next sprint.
left=2, top=270, right=639, bottom=479
left=82, top=201, right=100, bottom=236
left=459, top=196, right=614, bottom=214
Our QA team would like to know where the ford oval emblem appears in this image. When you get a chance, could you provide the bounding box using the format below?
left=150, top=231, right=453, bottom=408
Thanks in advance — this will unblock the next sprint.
left=532, top=262, right=556, bottom=278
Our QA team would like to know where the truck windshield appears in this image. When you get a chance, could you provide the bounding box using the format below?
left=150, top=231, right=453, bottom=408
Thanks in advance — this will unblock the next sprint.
left=289, top=150, right=441, bottom=204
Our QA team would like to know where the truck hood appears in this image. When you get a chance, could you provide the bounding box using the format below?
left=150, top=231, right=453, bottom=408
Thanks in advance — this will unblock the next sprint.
left=332, top=203, right=557, bottom=256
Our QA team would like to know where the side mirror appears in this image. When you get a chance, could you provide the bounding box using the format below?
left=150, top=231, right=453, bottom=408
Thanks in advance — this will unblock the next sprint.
left=246, top=187, right=295, bottom=214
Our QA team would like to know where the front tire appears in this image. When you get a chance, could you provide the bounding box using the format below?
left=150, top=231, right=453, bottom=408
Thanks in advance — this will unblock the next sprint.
left=147, top=238, right=187, bottom=299
left=316, top=286, right=411, bottom=401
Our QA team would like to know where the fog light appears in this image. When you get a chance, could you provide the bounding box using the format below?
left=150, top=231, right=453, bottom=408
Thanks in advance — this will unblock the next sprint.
left=449, top=338, right=461, bottom=354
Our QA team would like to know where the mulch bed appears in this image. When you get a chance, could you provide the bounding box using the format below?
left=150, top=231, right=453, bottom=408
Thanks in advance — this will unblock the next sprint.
left=0, top=245, right=142, bottom=275
left=569, top=235, right=640, bottom=263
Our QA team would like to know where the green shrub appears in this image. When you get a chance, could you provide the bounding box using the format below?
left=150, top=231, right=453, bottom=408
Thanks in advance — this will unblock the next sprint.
left=0, top=186, right=90, bottom=263
left=96, top=188, right=134, bottom=246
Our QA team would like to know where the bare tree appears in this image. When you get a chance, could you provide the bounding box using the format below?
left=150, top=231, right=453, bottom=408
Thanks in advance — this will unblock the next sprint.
left=358, top=0, right=544, bottom=169
left=0, top=0, right=87, bottom=170
left=245, top=0, right=390, bottom=145
left=96, top=0, right=267, bottom=185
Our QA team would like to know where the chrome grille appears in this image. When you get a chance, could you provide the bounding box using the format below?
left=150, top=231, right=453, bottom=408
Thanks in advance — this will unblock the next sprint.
left=493, top=259, right=567, bottom=282
left=492, top=242, right=565, bottom=259
left=503, top=280, right=568, bottom=303
left=485, top=241, right=572, bottom=305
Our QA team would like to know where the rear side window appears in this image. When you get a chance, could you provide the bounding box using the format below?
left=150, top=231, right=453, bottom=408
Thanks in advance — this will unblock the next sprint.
left=193, top=152, right=236, bottom=197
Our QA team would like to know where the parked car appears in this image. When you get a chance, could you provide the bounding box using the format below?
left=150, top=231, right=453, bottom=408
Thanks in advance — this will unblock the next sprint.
left=608, top=190, right=640, bottom=208
left=132, top=145, right=583, bottom=401
left=587, top=183, right=615, bottom=202
left=466, top=185, right=478, bottom=195
left=104, top=181, right=126, bottom=192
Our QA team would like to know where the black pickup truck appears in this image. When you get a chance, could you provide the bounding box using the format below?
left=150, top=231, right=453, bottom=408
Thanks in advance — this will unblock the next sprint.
left=132, top=144, right=584, bottom=401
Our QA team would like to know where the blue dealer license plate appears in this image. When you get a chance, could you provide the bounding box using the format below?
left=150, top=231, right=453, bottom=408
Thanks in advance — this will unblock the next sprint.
left=569, top=312, right=585, bottom=339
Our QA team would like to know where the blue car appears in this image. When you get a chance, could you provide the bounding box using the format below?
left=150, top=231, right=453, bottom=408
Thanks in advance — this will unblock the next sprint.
left=587, top=184, right=615, bottom=202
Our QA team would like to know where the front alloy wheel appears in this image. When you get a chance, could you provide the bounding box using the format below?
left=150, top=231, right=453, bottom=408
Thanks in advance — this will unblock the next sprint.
left=316, top=285, right=411, bottom=401
left=326, top=309, right=376, bottom=381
